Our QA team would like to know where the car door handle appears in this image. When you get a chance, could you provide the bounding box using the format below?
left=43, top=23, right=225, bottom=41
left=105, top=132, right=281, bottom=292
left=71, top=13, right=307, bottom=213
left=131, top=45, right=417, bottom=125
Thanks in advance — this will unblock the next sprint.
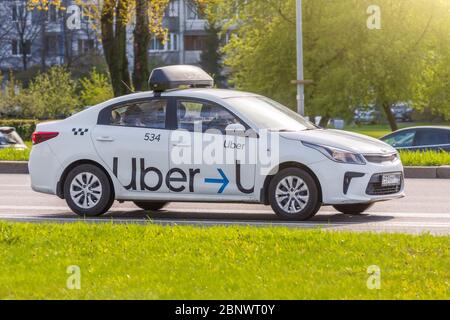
left=172, top=143, right=191, bottom=148
left=96, top=136, right=115, bottom=142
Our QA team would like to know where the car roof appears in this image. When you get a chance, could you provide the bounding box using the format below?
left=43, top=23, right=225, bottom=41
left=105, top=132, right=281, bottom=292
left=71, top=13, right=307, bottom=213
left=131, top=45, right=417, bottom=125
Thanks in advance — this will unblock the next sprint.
left=381, top=126, right=450, bottom=138
left=394, top=126, right=450, bottom=132
left=97, top=88, right=258, bottom=106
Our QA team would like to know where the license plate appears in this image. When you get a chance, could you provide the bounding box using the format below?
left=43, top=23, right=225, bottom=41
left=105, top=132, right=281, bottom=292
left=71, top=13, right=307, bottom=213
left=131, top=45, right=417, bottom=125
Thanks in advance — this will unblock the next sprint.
left=381, top=174, right=401, bottom=187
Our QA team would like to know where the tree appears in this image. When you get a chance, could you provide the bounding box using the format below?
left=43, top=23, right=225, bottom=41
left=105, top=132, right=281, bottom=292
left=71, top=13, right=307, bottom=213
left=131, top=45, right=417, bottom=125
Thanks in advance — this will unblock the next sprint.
left=10, top=0, right=47, bottom=71
left=79, top=68, right=114, bottom=106
left=200, top=21, right=224, bottom=86
left=30, top=0, right=212, bottom=97
left=211, top=0, right=449, bottom=131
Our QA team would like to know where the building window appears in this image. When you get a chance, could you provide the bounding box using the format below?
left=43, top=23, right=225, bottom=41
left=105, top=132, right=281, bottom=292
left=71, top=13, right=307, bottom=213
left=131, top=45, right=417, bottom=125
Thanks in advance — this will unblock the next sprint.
left=78, top=39, right=95, bottom=54
left=48, top=5, right=58, bottom=22
left=166, top=0, right=179, bottom=17
left=150, top=33, right=178, bottom=52
left=186, top=1, right=204, bottom=20
left=45, top=35, right=59, bottom=56
left=11, top=40, right=31, bottom=56
left=184, top=35, right=206, bottom=51
left=12, top=4, right=24, bottom=22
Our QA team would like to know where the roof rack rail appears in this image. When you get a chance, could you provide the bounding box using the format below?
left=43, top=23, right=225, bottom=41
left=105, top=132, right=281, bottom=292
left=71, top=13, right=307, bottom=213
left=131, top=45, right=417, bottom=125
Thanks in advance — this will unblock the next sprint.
left=149, top=65, right=214, bottom=93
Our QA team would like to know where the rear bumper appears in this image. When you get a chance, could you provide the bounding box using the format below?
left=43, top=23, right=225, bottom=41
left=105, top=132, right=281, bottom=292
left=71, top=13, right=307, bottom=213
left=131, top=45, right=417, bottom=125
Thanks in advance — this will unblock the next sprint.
left=29, top=143, right=62, bottom=195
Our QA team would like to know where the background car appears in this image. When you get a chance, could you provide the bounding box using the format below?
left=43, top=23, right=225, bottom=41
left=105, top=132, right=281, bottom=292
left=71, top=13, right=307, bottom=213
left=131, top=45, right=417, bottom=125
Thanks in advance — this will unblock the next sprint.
left=380, top=126, right=450, bottom=152
left=354, top=106, right=383, bottom=125
left=0, top=127, right=27, bottom=150
left=391, top=103, right=413, bottom=122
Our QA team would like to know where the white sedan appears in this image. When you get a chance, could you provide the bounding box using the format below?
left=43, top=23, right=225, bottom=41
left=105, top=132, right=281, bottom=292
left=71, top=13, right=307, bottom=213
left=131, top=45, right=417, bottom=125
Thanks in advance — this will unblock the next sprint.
left=29, top=65, right=404, bottom=220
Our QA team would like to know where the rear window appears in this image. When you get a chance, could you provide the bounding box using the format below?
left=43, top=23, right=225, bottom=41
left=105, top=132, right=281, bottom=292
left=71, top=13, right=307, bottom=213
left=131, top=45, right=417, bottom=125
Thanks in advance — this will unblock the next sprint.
left=415, top=129, right=450, bottom=146
left=0, top=131, right=23, bottom=146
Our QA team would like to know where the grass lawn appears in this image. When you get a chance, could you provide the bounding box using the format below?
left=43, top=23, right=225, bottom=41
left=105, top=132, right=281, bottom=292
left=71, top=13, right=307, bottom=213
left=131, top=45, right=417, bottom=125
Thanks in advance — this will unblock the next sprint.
left=0, top=141, right=31, bottom=161
left=0, top=222, right=448, bottom=300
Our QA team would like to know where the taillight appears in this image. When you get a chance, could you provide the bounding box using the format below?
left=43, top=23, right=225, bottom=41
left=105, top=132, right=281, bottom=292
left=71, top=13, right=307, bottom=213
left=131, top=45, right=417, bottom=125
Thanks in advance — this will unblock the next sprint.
left=32, top=132, right=59, bottom=145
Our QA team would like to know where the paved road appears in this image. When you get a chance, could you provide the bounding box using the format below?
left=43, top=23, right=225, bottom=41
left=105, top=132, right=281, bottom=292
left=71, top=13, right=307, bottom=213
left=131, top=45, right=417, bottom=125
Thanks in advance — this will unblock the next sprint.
left=0, top=174, right=449, bottom=235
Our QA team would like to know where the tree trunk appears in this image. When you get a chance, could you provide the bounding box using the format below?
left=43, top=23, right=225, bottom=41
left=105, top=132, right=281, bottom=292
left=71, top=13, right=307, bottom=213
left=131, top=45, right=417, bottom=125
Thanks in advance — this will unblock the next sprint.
left=22, top=51, right=28, bottom=71
left=319, top=115, right=330, bottom=128
left=133, top=0, right=150, bottom=91
left=101, top=0, right=131, bottom=97
left=382, top=102, right=398, bottom=131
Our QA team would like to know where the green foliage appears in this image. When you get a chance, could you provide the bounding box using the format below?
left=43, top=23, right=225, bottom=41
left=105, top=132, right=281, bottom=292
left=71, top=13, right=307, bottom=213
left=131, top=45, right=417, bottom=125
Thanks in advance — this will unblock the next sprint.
left=200, top=22, right=225, bottom=86
left=400, top=150, right=450, bottom=167
left=211, top=0, right=450, bottom=123
left=18, top=67, right=80, bottom=119
left=0, top=222, right=448, bottom=299
left=79, top=69, right=114, bottom=106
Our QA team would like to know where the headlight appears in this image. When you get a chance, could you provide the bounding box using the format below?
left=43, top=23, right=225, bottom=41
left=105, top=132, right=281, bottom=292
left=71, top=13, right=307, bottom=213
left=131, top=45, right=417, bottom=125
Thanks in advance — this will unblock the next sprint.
left=302, top=141, right=366, bottom=165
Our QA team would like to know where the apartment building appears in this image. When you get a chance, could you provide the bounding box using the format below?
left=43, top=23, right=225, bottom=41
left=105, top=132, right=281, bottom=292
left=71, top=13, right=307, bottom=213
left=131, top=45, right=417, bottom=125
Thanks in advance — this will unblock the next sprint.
left=0, top=0, right=208, bottom=73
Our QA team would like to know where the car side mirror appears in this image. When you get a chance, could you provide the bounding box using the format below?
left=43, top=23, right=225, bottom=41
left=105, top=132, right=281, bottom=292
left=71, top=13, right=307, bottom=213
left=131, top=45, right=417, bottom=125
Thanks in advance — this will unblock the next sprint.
left=225, top=123, right=246, bottom=136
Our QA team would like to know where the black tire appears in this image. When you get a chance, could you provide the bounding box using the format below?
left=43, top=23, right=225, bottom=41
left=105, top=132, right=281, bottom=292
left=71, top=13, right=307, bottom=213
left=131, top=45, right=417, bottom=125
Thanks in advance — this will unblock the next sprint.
left=269, top=168, right=321, bottom=221
left=133, top=201, right=168, bottom=211
left=333, top=203, right=374, bottom=215
left=64, top=164, right=114, bottom=217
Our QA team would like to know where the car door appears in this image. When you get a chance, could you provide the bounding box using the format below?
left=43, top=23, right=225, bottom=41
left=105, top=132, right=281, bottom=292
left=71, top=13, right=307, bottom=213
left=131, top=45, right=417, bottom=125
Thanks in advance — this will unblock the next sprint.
left=414, top=129, right=450, bottom=152
left=92, top=98, right=172, bottom=193
left=169, top=98, right=257, bottom=198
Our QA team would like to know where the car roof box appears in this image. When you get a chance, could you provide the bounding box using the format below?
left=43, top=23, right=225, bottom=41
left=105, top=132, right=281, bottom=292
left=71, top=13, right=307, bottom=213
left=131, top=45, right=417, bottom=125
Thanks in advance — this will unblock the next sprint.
left=149, top=65, right=214, bottom=92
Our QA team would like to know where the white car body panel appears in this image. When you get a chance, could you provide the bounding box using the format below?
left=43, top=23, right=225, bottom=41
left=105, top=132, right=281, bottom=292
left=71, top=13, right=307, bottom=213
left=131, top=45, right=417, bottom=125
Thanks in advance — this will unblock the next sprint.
left=29, top=89, right=405, bottom=208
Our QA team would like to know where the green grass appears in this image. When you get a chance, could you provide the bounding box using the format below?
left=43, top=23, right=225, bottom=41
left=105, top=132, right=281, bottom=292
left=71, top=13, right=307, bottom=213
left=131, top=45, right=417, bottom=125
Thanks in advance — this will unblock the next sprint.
left=0, top=222, right=448, bottom=300
left=400, top=150, right=450, bottom=167
left=0, top=141, right=31, bottom=161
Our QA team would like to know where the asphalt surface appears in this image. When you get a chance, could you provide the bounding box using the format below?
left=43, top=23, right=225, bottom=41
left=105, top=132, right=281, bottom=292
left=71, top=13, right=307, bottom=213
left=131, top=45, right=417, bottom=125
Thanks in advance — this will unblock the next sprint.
left=0, top=174, right=449, bottom=235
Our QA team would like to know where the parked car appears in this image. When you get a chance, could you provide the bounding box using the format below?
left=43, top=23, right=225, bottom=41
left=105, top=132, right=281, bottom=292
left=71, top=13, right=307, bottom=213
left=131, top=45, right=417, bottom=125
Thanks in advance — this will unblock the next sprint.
left=29, top=65, right=405, bottom=221
left=0, top=127, right=27, bottom=150
left=391, top=103, right=413, bottom=122
left=354, top=106, right=383, bottom=125
left=380, top=126, right=450, bottom=152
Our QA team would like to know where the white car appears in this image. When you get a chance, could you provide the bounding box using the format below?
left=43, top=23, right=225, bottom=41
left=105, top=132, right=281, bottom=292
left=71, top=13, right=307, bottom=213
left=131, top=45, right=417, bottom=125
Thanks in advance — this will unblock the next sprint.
left=29, top=65, right=405, bottom=220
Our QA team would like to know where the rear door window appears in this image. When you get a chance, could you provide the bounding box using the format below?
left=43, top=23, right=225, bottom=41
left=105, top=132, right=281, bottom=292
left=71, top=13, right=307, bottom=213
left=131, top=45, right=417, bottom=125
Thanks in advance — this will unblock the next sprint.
left=414, top=129, right=450, bottom=146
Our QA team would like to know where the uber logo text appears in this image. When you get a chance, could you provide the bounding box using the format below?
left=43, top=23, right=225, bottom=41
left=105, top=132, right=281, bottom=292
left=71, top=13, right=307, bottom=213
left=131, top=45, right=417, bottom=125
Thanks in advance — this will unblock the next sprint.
left=66, top=265, right=81, bottom=290
left=367, top=265, right=381, bottom=290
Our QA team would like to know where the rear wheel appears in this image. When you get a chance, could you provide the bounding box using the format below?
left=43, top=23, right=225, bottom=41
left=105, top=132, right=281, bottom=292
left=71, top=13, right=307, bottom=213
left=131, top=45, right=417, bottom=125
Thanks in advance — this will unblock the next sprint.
left=64, top=164, right=114, bottom=217
left=133, top=201, right=168, bottom=211
left=269, top=168, right=321, bottom=221
left=333, top=203, right=374, bottom=215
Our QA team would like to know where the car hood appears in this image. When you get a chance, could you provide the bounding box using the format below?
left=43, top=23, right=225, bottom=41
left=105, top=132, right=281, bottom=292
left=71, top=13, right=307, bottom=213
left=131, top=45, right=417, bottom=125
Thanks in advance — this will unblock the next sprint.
left=281, top=129, right=396, bottom=154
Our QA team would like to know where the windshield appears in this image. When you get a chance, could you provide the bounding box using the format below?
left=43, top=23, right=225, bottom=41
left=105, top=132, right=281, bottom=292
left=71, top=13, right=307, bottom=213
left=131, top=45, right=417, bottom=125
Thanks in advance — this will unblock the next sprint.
left=225, top=96, right=317, bottom=131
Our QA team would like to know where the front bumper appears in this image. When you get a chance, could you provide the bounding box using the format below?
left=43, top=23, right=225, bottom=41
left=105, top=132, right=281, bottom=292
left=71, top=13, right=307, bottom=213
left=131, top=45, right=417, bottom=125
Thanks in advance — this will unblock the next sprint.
left=309, top=159, right=405, bottom=205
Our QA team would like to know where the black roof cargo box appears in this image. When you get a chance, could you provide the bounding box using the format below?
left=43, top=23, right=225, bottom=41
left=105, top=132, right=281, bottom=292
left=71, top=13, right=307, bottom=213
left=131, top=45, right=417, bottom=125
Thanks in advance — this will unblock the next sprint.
left=149, top=65, right=214, bottom=92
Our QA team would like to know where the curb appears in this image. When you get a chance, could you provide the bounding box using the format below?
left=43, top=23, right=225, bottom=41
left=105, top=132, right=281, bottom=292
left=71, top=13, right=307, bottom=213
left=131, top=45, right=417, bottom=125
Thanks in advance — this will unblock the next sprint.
left=0, top=161, right=29, bottom=174
left=0, top=161, right=449, bottom=179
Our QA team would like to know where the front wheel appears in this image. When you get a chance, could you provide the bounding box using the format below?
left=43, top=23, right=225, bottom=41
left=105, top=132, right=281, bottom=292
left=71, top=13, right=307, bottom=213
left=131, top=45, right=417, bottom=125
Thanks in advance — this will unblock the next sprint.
left=64, top=164, right=114, bottom=217
left=333, top=203, right=374, bottom=215
left=269, top=168, right=321, bottom=221
left=133, top=201, right=168, bottom=211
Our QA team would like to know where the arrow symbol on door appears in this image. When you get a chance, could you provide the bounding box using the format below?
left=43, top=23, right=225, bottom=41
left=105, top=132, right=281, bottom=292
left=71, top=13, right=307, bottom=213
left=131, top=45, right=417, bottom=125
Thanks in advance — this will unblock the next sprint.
left=204, top=169, right=230, bottom=194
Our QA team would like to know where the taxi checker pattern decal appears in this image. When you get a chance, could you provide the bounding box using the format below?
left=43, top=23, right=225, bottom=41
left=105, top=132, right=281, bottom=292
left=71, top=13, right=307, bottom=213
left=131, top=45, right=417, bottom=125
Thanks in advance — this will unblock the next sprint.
left=72, top=128, right=89, bottom=136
